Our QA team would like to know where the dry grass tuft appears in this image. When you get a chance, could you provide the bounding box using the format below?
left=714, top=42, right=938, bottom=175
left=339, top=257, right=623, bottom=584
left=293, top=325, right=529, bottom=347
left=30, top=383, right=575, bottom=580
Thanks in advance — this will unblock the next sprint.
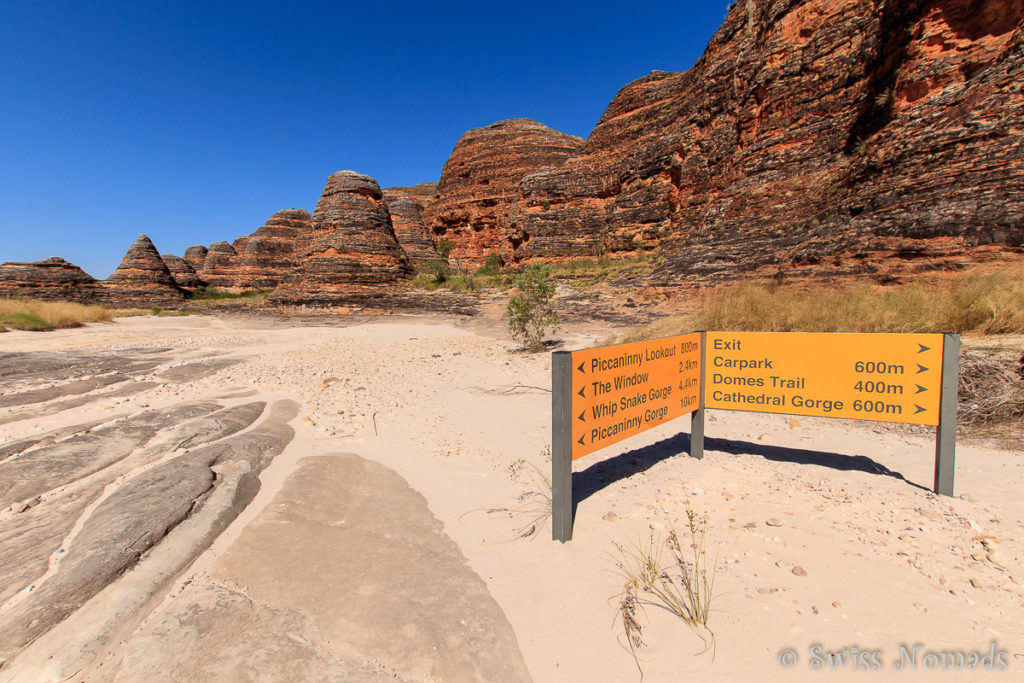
left=617, top=268, right=1024, bottom=340
left=697, top=270, right=1024, bottom=334
left=474, top=451, right=553, bottom=541
left=0, top=299, right=113, bottom=331
left=611, top=505, right=717, bottom=674
left=959, top=349, right=1024, bottom=429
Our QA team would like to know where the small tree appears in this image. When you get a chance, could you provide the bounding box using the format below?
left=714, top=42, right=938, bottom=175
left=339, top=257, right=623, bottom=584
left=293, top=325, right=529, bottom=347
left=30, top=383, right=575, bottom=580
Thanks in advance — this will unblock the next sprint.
left=505, top=261, right=560, bottom=351
left=436, top=238, right=455, bottom=258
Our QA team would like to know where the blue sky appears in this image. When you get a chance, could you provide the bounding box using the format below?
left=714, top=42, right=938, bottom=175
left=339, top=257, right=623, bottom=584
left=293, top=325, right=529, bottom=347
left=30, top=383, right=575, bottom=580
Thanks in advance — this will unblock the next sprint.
left=1, top=1, right=732, bottom=278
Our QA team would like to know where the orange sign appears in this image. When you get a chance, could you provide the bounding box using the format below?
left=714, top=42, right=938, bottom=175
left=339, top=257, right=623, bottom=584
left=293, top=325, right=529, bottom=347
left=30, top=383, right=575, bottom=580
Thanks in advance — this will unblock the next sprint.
left=704, top=332, right=943, bottom=425
left=570, top=333, right=701, bottom=459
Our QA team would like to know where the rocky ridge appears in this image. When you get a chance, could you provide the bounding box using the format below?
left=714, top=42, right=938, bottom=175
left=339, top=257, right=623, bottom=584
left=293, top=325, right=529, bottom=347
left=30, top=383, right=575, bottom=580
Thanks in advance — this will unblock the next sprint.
left=6, top=0, right=1024, bottom=306
left=507, top=0, right=1024, bottom=282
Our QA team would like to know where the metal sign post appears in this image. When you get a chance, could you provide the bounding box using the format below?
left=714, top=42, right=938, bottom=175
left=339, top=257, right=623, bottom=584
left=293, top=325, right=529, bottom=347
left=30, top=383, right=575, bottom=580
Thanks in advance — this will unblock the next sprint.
left=551, top=351, right=573, bottom=543
left=689, top=331, right=707, bottom=459
left=934, top=333, right=960, bottom=496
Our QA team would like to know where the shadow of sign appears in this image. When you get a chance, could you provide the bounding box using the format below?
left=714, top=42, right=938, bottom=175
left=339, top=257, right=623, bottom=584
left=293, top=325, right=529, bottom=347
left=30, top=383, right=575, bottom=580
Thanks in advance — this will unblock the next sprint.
left=570, top=432, right=928, bottom=521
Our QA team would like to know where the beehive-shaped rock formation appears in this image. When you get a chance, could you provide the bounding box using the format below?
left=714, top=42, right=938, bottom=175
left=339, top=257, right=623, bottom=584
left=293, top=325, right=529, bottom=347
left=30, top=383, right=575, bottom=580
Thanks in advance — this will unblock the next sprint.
left=161, top=254, right=205, bottom=290
left=104, top=235, right=184, bottom=304
left=236, top=209, right=313, bottom=288
left=421, top=119, right=583, bottom=267
left=200, top=241, right=240, bottom=289
left=271, top=172, right=412, bottom=304
left=182, top=245, right=208, bottom=271
left=0, top=258, right=102, bottom=303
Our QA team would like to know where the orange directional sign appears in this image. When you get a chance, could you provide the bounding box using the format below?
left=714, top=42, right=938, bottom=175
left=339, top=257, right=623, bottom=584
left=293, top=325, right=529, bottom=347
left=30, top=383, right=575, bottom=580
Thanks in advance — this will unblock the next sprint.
left=704, top=332, right=944, bottom=425
left=570, top=333, right=701, bottom=459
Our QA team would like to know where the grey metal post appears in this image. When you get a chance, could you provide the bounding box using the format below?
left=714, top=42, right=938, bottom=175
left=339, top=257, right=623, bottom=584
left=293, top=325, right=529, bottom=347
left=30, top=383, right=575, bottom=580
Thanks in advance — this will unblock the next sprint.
left=933, top=333, right=960, bottom=496
left=689, top=331, right=707, bottom=459
left=551, top=351, right=573, bottom=542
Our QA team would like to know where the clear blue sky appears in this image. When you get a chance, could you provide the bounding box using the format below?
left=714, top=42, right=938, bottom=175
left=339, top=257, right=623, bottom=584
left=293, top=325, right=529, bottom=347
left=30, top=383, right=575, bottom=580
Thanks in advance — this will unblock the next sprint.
left=1, top=1, right=732, bottom=278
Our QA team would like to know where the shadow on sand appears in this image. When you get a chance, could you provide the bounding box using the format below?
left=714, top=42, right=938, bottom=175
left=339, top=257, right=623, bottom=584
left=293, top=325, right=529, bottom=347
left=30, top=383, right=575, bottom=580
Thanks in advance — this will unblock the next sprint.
left=570, top=430, right=929, bottom=520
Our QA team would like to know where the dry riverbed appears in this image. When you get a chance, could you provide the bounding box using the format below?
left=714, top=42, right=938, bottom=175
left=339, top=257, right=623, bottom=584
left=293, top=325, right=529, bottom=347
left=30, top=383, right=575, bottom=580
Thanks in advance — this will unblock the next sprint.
left=0, top=314, right=1021, bottom=681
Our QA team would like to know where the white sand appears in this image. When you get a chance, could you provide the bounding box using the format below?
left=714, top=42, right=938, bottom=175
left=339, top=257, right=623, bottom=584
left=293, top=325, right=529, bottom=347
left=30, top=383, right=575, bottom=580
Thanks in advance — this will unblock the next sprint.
left=1, top=314, right=1021, bottom=680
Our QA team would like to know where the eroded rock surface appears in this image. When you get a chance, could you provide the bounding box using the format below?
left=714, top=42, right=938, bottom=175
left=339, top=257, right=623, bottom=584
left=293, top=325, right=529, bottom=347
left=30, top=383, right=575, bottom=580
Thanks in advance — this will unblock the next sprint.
left=0, top=398, right=298, bottom=678
left=0, top=348, right=240, bottom=426
left=109, top=454, right=532, bottom=682
left=382, top=187, right=439, bottom=267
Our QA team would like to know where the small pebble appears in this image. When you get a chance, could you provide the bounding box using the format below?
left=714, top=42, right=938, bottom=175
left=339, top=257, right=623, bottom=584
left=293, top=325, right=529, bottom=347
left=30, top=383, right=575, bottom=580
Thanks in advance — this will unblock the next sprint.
left=987, top=550, right=1009, bottom=569
left=791, top=566, right=807, bottom=577
left=766, top=518, right=783, bottom=527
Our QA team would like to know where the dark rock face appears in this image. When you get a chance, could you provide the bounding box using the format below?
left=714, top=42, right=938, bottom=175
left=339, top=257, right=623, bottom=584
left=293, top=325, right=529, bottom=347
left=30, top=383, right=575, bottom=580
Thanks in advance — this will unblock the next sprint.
left=161, top=254, right=205, bottom=290
left=270, top=172, right=412, bottom=305
left=382, top=187, right=439, bottom=267
left=236, top=209, right=314, bottom=288
left=104, top=235, right=184, bottom=304
left=508, top=0, right=1024, bottom=282
left=183, top=245, right=208, bottom=271
left=422, top=119, right=584, bottom=267
left=0, top=258, right=101, bottom=302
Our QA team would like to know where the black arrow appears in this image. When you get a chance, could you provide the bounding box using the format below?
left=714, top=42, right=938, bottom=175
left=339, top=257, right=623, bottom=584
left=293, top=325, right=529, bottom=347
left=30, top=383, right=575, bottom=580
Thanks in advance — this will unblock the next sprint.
left=915, top=405, right=926, bottom=414
left=577, top=410, right=586, bottom=422
left=915, top=384, right=928, bottom=394
left=577, top=435, right=585, bottom=446
left=577, top=361, right=585, bottom=374
left=916, top=364, right=929, bottom=374
left=917, top=344, right=930, bottom=354
left=577, top=386, right=586, bottom=398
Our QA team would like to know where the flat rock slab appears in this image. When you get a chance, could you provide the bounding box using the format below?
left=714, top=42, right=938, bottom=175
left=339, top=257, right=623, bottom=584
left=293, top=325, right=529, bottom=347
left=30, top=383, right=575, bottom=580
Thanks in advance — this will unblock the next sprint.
left=114, top=454, right=532, bottom=682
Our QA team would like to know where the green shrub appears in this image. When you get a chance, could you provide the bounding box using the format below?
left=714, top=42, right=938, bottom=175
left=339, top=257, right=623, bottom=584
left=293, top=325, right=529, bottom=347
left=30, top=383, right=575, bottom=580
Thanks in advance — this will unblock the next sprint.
left=0, top=312, right=52, bottom=331
left=476, top=252, right=504, bottom=276
left=425, top=259, right=450, bottom=284
left=505, top=261, right=560, bottom=351
left=189, top=286, right=269, bottom=301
